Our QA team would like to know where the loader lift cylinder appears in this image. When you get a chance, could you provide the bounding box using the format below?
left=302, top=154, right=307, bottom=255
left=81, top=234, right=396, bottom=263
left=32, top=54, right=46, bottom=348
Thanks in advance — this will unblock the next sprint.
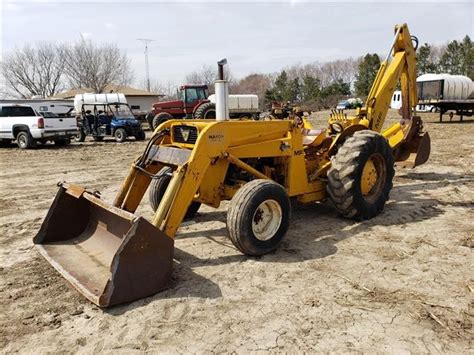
left=215, top=58, right=229, bottom=121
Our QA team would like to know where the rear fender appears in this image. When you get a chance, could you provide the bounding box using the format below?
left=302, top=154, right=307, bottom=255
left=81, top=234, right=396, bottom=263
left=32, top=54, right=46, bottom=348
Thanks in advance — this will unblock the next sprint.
left=12, top=124, right=31, bottom=138
left=328, top=124, right=368, bottom=156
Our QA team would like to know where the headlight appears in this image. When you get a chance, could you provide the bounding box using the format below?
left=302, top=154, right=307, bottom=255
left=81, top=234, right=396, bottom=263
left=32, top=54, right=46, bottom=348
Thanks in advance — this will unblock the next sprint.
left=331, top=123, right=343, bottom=133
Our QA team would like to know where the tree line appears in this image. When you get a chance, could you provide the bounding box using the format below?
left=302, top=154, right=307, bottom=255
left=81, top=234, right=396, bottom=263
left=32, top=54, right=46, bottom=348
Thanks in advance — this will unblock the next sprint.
left=2, top=35, right=472, bottom=110
left=183, top=34, right=472, bottom=110
left=1, top=39, right=133, bottom=99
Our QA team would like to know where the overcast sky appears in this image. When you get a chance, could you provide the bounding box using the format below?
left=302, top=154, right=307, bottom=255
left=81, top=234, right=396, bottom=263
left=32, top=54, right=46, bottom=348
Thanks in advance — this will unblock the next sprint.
left=1, top=1, right=473, bottom=88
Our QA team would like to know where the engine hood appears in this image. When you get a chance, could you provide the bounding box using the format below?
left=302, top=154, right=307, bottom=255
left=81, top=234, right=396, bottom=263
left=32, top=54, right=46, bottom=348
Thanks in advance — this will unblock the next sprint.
left=153, top=100, right=183, bottom=109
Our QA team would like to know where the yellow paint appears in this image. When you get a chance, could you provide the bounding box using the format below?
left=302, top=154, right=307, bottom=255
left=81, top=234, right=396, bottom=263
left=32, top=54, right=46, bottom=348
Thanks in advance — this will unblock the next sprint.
left=112, top=23, right=428, bottom=239
left=361, top=158, right=378, bottom=196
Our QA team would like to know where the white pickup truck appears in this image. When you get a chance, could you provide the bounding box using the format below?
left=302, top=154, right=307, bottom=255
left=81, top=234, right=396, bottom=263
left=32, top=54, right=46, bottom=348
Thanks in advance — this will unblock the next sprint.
left=0, top=104, right=78, bottom=149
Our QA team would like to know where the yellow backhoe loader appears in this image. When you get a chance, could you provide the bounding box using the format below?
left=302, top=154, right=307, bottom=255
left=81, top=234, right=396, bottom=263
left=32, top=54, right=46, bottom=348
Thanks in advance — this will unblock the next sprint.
left=34, top=24, right=430, bottom=307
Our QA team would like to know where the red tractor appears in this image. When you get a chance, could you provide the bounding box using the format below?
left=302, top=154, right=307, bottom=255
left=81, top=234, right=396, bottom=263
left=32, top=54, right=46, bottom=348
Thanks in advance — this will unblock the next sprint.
left=146, top=84, right=217, bottom=130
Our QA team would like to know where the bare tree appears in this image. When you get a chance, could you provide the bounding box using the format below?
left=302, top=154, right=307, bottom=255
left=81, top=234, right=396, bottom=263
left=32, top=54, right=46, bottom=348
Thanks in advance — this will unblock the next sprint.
left=139, top=78, right=177, bottom=100
left=185, top=64, right=234, bottom=94
left=233, top=73, right=272, bottom=109
left=62, top=38, right=133, bottom=93
left=1, top=42, right=66, bottom=98
left=185, top=65, right=217, bottom=93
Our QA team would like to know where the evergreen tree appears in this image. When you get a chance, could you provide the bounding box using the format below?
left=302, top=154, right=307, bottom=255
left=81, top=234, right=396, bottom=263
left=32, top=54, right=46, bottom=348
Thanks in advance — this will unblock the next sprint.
left=286, top=78, right=300, bottom=102
left=439, top=40, right=464, bottom=75
left=301, top=75, right=321, bottom=102
left=265, top=70, right=288, bottom=102
left=321, top=79, right=351, bottom=98
left=354, top=54, right=381, bottom=96
left=417, top=43, right=438, bottom=74
left=461, top=35, right=474, bottom=78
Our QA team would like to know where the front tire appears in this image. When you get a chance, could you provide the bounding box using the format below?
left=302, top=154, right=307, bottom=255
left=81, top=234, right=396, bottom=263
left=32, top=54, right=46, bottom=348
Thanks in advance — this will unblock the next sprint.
left=75, top=128, right=86, bottom=142
left=149, top=167, right=201, bottom=219
left=227, top=179, right=290, bottom=256
left=194, top=102, right=216, bottom=119
left=114, top=128, right=127, bottom=143
left=152, top=113, right=172, bottom=130
left=327, top=130, right=394, bottom=220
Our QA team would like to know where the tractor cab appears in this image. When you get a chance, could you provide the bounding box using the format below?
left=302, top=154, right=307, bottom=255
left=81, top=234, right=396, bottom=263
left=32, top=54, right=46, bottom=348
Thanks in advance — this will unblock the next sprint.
left=177, top=85, right=209, bottom=105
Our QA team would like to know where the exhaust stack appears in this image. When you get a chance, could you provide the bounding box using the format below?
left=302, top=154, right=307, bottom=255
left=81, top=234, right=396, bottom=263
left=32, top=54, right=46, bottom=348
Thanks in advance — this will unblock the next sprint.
left=215, top=58, right=229, bottom=121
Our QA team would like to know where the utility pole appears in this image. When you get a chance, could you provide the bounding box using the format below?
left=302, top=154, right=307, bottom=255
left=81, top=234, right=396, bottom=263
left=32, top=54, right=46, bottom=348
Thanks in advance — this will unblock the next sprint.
left=137, top=38, right=154, bottom=92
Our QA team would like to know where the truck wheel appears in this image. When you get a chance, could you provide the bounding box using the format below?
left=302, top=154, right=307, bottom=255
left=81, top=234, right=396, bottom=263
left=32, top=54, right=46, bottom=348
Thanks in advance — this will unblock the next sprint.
left=135, top=130, right=146, bottom=141
left=152, top=113, right=172, bottom=130
left=16, top=131, right=36, bottom=149
left=227, top=179, right=290, bottom=256
left=54, top=138, right=71, bottom=147
left=194, top=102, right=216, bottom=119
left=114, top=128, right=127, bottom=143
left=149, top=167, right=201, bottom=219
left=327, top=130, right=394, bottom=220
left=75, top=128, right=86, bottom=142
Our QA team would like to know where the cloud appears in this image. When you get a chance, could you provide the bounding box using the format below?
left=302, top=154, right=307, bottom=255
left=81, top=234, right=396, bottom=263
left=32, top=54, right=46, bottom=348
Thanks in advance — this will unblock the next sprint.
left=105, top=22, right=116, bottom=29
left=4, top=2, right=23, bottom=11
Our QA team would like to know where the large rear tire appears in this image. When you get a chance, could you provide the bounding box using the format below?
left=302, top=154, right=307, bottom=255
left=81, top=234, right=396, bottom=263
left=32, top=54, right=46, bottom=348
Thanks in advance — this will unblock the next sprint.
left=227, top=179, right=290, bottom=256
left=194, top=102, right=216, bottom=119
left=327, top=130, right=394, bottom=220
left=149, top=167, right=201, bottom=219
left=152, top=113, right=172, bottom=130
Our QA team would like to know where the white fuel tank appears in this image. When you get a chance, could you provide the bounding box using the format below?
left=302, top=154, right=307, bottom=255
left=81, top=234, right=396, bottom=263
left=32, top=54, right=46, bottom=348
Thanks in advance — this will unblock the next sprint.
left=417, top=74, right=474, bottom=100
left=209, top=94, right=259, bottom=112
left=74, top=93, right=127, bottom=112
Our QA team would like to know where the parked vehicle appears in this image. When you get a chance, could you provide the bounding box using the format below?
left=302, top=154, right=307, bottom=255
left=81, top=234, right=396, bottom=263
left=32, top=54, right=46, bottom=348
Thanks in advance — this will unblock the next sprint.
left=0, top=99, right=74, bottom=117
left=146, top=84, right=260, bottom=130
left=0, top=104, right=78, bottom=149
left=336, top=98, right=363, bottom=110
left=391, top=90, right=436, bottom=112
left=417, top=73, right=474, bottom=121
left=74, top=94, right=145, bottom=142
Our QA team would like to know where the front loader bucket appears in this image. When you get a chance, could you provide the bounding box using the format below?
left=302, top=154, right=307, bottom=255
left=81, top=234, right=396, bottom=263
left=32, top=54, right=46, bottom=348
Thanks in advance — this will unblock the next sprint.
left=33, top=183, right=174, bottom=307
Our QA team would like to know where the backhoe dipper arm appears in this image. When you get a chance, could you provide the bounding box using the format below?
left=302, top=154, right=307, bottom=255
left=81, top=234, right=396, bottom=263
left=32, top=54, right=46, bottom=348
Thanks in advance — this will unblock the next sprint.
left=363, top=23, right=418, bottom=132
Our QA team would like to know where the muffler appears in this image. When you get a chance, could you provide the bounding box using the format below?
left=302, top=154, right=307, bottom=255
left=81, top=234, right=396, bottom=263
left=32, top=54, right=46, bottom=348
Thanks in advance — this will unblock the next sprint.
left=33, top=183, right=174, bottom=307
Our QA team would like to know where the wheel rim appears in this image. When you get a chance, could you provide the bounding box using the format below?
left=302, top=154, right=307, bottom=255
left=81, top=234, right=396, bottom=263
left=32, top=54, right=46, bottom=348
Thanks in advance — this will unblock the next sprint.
left=117, top=131, right=123, bottom=140
left=18, top=134, right=27, bottom=147
left=252, top=199, right=282, bottom=241
left=360, top=153, right=386, bottom=202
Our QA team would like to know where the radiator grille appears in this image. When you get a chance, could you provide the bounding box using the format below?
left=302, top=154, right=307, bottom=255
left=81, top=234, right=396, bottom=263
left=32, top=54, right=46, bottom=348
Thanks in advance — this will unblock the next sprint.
left=172, top=125, right=198, bottom=144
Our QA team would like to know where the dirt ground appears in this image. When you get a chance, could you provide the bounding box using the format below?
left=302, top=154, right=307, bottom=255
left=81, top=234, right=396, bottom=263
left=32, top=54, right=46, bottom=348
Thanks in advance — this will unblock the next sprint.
left=1, top=110, right=473, bottom=353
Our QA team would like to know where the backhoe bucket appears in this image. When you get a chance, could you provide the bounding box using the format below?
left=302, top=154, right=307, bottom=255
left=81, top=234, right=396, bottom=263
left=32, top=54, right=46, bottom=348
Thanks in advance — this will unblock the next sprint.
left=33, top=183, right=174, bottom=307
left=394, top=116, right=431, bottom=168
